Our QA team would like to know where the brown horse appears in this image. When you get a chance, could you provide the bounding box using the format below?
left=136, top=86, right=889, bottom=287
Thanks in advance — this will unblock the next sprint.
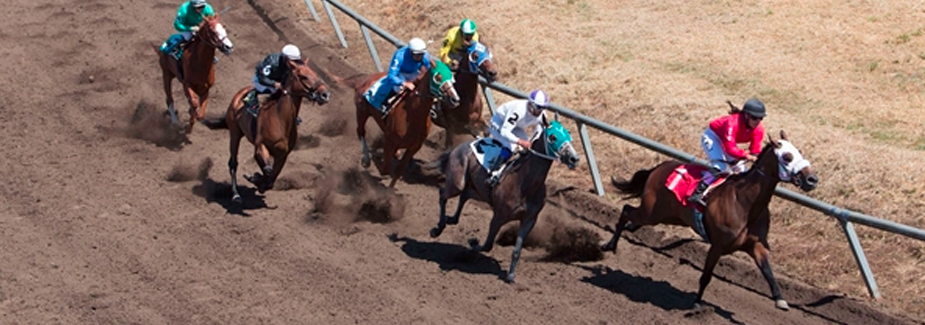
left=601, top=130, right=819, bottom=310
left=154, top=14, right=234, bottom=133
left=203, top=58, right=330, bottom=203
left=432, top=41, right=497, bottom=149
left=428, top=120, right=581, bottom=283
left=353, top=59, right=460, bottom=187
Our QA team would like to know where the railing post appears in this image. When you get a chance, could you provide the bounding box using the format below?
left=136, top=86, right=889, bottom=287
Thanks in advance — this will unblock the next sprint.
left=321, top=0, right=348, bottom=48
left=359, top=24, right=383, bottom=72
left=838, top=214, right=882, bottom=299
left=302, top=0, right=320, bottom=21
left=577, top=121, right=604, bottom=196
left=481, top=84, right=496, bottom=117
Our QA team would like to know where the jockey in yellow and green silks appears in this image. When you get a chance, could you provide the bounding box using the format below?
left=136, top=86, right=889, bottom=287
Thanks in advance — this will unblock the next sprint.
left=439, top=19, right=479, bottom=71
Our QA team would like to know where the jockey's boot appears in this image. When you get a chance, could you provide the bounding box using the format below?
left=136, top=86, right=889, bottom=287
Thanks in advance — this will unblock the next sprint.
left=485, top=158, right=507, bottom=188
left=243, top=89, right=258, bottom=110
left=687, top=178, right=711, bottom=207
left=381, top=93, right=399, bottom=118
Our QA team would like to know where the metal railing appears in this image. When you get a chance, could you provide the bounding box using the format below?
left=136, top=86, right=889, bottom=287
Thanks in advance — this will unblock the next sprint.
left=301, top=0, right=925, bottom=299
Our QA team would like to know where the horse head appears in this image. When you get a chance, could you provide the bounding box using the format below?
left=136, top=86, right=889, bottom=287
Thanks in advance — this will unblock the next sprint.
left=761, top=130, right=819, bottom=191
left=197, top=15, right=234, bottom=55
left=285, top=59, right=331, bottom=105
left=425, top=60, right=460, bottom=108
left=532, top=119, right=580, bottom=169
left=462, top=41, right=498, bottom=82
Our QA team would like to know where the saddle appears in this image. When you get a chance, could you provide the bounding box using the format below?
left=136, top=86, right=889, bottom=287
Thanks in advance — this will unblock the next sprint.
left=469, top=137, right=505, bottom=172
left=665, top=164, right=729, bottom=242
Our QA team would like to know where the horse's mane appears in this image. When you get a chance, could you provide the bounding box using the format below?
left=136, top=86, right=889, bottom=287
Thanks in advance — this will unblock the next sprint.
left=730, top=140, right=777, bottom=182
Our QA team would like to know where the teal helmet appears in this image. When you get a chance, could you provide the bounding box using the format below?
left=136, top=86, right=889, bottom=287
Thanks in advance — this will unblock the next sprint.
left=460, top=19, right=477, bottom=35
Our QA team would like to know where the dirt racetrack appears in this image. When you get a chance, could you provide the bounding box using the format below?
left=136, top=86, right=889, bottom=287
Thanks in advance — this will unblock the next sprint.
left=0, top=0, right=921, bottom=324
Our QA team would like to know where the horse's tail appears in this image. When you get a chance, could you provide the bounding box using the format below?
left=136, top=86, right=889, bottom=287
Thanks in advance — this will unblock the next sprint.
left=611, top=168, right=654, bottom=199
left=423, top=151, right=451, bottom=174
left=200, top=117, right=228, bottom=130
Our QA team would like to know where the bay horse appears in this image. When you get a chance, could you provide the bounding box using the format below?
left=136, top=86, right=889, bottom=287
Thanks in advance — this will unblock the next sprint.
left=203, top=58, right=330, bottom=203
left=600, top=130, right=819, bottom=310
left=429, top=119, right=581, bottom=283
left=353, top=59, right=460, bottom=188
left=154, top=14, right=234, bottom=133
left=431, top=41, right=497, bottom=149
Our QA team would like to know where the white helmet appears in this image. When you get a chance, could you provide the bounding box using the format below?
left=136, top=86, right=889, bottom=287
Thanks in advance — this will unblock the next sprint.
left=281, top=44, right=301, bottom=61
left=408, top=38, right=427, bottom=54
left=529, top=89, right=550, bottom=107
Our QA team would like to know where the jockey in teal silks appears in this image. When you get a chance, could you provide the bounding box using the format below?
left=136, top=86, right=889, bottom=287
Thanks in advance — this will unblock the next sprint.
left=365, top=38, right=433, bottom=117
left=159, top=0, right=216, bottom=57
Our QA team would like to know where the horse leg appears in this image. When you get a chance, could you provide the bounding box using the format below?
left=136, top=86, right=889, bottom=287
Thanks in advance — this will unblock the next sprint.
left=471, top=212, right=505, bottom=253
left=161, top=69, right=179, bottom=125
left=263, top=151, right=289, bottom=192
left=356, top=106, right=372, bottom=169
left=600, top=204, right=637, bottom=252
left=745, top=237, right=789, bottom=310
left=381, top=140, right=396, bottom=180
left=693, top=244, right=724, bottom=309
left=228, top=127, right=244, bottom=204
left=185, top=87, right=201, bottom=133
left=446, top=191, right=469, bottom=225
left=191, top=92, right=210, bottom=132
left=388, top=144, right=420, bottom=188
left=505, top=215, right=538, bottom=283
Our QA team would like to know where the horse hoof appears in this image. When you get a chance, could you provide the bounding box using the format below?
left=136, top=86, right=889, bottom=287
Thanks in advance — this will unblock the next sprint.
left=361, top=157, right=370, bottom=169
left=429, top=227, right=443, bottom=238
left=505, top=273, right=515, bottom=283
left=232, top=195, right=242, bottom=204
left=600, top=242, right=616, bottom=252
left=775, top=299, right=790, bottom=311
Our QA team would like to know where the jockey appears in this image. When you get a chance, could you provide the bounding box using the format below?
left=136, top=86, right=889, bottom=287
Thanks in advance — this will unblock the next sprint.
left=160, top=0, right=216, bottom=57
left=245, top=44, right=303, bottom=124
left=688, top=98, right=767, bottom=206
left=485, top=89, right=550, bottom=187
left=439, top=19, right=480, bottom=71
left=367, top=38, right=433, bottom=116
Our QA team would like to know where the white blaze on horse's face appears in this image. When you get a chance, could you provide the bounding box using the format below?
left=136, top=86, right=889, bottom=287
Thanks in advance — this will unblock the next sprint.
left=214, top=23, right=234, bottom=53
left=773, top=140, right=810, bottom=182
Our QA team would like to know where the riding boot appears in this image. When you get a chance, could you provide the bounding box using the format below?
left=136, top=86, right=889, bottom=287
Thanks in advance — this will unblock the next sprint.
left=381, top=92, right=398, bottom=118
left=485, top=158, right=507, bottom=188
left=687, top=178, right=711, bottom=207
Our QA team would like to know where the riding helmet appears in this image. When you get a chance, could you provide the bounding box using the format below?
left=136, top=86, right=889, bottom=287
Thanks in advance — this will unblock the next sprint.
left=460, top=19, right=477, bottom=35
left=409, top=38, right=427, bottom=54
left=281, top=44, right=301, bottom=61
left=191, top=0, right=207, bottom=8
left=529, top=89, right=550, bottom=108
left=742, top=98, right=766, bottom=118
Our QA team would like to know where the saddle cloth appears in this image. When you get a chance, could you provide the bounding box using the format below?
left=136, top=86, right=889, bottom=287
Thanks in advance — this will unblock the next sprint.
left=469, top=137, right=505, bottom=172
left=363, top=77, right=390, bottom=112
left=665, top=164, right=726, bottom=208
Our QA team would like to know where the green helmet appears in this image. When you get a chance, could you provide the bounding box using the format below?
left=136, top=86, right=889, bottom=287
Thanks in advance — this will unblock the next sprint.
left=460, top=19, right=477, bottom=35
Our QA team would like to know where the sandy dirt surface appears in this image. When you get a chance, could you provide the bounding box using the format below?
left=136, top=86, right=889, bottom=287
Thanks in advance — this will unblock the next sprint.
left=0, top=0, right=921, bottom=324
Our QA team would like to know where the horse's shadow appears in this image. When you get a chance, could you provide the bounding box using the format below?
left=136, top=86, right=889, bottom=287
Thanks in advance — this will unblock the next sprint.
left=577, top=265, right=741, bottom=323
left=387, top=234, right=504, bottom=278
left=192, top=177, right=271, bottom=217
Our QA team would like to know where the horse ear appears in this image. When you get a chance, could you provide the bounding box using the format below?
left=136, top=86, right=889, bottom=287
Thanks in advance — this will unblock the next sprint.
left=779, top=130, right=789, bottom=141
left=767, top=133, right=781, bottom=149
left=554, top=112, right=560, bottom=122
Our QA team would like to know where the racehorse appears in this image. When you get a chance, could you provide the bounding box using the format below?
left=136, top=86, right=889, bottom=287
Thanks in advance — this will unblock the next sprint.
left=428, top=119, right=581, bottom=283
left=203, top=58, right=330, bottom=203
left=431, top=41, right=497, bottom=149
left=154, top=14, right=234, bottom=134
left=353, top=60, right=460, bottom=188
left=601, top=130, right=819, bottom=310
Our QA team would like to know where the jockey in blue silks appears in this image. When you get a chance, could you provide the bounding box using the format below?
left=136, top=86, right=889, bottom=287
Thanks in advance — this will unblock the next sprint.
left=365, top=38, right=433, bottom=116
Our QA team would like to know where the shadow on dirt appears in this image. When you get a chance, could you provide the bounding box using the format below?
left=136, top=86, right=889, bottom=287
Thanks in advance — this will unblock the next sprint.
left=577, top=265, right=740, bottom=322
left=388, top=233, right=504, bottom=278
left=186, top=158, right=270, bottom=216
